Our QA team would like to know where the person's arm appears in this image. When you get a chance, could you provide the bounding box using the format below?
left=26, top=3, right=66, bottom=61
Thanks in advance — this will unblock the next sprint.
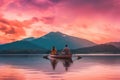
left=55, top=49, right=57, bottom=53
left=68, top=48, right=71, bottom=54
left=62, top=48, right=65, bottom=52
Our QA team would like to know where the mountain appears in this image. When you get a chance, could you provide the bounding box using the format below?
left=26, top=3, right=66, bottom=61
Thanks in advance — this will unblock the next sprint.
left=0, top=41, right=46, bottom=54
left=31, top=32, right=96, bottom=50
left=74, top=44, right=120, bottom=53
left=0, top=31, right=120, bottom=54
left=108, top=42, right=120, bottom=49
left=0, top=31, right=96, bottom=54
left=0, top=41, right=45, bottom=50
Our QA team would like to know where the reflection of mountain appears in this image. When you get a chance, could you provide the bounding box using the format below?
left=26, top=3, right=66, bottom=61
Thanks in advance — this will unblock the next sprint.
left=31, top=32, right=95, bottom=50
left=74, top=43, right=120, bottom=53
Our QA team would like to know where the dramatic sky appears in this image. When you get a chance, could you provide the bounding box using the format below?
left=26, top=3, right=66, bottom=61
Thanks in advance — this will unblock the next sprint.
left=0, top=0, right=120, bottom=44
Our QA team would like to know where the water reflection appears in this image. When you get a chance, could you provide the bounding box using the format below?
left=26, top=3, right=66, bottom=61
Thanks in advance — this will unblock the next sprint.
left=0, top=54, right=120, bottom=80
left=0, top=55, right=119, bottom=71
left=49, top=58, right=73, bottom=71
left=50, top=58, right=58, bottom=70
left=62, top=58, right=73, bottom=71
left=0, top=66, right=26, bottom=80
left=43, top=55, right=78, bottom=71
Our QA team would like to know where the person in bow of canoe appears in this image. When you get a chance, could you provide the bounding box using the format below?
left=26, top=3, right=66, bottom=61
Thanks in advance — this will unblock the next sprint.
left=51, top=46, right=57, bottom=55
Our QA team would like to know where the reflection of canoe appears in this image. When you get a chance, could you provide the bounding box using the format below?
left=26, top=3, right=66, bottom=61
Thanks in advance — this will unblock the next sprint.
left=50, top=54, right=72, bottom=59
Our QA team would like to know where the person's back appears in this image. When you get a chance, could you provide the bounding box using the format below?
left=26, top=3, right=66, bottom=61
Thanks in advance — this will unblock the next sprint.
left=63, top=45, right=70, bottom=55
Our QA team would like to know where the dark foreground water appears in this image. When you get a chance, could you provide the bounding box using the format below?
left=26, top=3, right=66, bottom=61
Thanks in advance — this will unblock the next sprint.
left=0, top=54, right=120, bottom=80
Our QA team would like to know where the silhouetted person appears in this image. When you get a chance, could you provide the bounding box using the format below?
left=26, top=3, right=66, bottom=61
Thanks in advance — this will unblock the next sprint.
left=51, top=46, right=57, bottom=55
left=63, top=45, right=71, bottom=55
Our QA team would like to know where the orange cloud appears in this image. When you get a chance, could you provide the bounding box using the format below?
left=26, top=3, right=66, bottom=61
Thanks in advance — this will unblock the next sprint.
left=32, top=30, right=46, bottom=37
left=0, top=16, right=40, bottom=43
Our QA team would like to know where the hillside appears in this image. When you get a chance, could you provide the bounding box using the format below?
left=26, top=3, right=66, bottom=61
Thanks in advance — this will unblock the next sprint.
left=31, top=32, right=95, bottom=50
left=73, top=44, right=120, bottom=53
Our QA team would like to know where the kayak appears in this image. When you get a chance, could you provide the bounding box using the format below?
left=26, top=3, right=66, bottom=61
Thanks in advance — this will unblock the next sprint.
left=50, top=54, right=72, bottom=59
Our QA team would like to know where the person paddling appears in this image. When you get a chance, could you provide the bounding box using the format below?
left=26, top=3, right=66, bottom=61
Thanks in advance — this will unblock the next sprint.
left=62, top=44, right=71, bottom=55
left=51, top=46, right=57, bottom=55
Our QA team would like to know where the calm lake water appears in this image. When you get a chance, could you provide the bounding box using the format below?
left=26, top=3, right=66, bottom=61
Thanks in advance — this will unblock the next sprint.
left=0, top=54, right=120, bottom=80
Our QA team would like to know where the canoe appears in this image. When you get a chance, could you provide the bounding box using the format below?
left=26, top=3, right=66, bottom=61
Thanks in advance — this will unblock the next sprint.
left=50, top=54, right=72, bottom=59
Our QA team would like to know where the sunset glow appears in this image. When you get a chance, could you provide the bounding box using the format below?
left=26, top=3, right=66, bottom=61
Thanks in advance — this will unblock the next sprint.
left=0, top=0, right=120, bottom=44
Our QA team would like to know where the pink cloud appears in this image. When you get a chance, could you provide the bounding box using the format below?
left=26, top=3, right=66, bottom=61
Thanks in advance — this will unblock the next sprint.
left=40, top=16, right=55, bottom=24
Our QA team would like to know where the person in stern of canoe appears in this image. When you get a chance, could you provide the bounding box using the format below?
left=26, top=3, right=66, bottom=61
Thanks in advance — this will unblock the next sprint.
left=51, top=46, right=57, bottom=55
left=62, top=44, right=71, bottom=55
